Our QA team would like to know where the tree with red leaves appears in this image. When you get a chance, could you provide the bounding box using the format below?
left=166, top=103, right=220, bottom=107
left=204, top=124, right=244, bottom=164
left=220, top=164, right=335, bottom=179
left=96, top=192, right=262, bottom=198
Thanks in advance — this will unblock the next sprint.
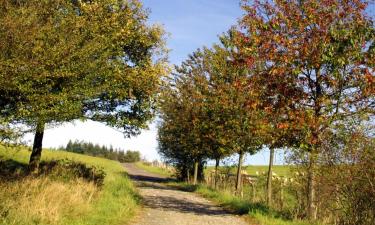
left=236, top=0, right=374, bottom=219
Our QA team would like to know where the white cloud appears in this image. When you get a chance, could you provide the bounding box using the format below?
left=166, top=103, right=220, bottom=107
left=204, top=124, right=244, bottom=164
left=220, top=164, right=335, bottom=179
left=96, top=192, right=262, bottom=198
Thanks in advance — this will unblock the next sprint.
left=23, top=120, right=160, bottom=161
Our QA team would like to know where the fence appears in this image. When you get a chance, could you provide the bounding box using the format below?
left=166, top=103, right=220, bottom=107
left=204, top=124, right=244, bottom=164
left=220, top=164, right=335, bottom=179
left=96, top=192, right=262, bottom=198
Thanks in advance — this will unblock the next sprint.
left=204, top=170, right=293, bottom=211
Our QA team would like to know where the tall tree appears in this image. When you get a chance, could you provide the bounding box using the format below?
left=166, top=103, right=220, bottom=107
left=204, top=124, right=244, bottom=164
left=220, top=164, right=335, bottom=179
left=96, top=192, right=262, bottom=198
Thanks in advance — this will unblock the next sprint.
left=159, top=35, right=264, bottom=189
left=237, top=0, right=374, bottom=219
left=204, top=37, right=264, bottom=193
left=0, top=0, right=167, bottom=171
left=158, top=52, right=210, bottom=183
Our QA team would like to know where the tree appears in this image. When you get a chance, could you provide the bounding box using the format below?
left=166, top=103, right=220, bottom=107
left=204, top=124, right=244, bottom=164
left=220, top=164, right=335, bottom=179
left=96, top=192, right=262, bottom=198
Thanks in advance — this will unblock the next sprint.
left=158, top=60, right=210, bottom=183
left=63, top=139, right=141, bottom=162
left=0, top=0, right=167, bottom=171
left=203, top=36, right=264, bottom=193
left=123, top=150, right=141, bottom=163
left=158, top=35, right=265, bottom=189
left=237, top=0, right=374, bottom=219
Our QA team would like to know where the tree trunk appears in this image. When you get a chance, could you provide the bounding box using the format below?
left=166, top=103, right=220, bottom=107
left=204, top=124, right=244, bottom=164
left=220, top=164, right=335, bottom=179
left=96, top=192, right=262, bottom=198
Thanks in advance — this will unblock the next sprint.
left=267, top=148, right=275, bottom=206
left=235, top=151, right=244, bottom=193
left=187, top=168, right=190, bottom=183
left=29, top=121, right=45, bottom=173
left=307, top=151, right=317, bottom=220
left=214, top=158, right=220, bottom=189
left=280, top=182, right=284, bottom=210
left=251, top=183, right=256, bottom=201
left=193, top=161, right=198, bottom=185
left=198, top=160, right=205, bottom=182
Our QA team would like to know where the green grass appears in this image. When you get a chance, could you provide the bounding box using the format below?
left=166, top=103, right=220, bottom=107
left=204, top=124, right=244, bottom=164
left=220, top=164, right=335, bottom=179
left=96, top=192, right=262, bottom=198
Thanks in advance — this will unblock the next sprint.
left=251, top=212, right=317, bottom=225
left=135, top=161, right=173, bottom=177
left=244, top=165, right=293, bottom=177
left=206, top=165, right=293, bottom=177
left=0, top=145, right=139, bottom=225
left=169, top=182, right=318, bottom=225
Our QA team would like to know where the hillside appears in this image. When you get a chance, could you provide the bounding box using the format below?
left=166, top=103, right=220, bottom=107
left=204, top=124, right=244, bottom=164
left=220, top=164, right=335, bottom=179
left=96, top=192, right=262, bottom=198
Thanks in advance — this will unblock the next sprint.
left=0, top=145, right=139, bottom=225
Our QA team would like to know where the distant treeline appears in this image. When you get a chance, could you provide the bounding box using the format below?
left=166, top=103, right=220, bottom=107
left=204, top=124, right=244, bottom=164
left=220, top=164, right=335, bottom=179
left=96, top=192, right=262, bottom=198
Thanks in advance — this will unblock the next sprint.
left=62, top=140, right=141, bottom=163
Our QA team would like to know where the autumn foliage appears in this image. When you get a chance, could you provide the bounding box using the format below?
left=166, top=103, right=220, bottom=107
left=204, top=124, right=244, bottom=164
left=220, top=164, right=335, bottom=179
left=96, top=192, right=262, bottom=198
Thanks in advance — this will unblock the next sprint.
left=158, top=0, right=374, bottom=224
left=236, top=0, right=374, bottom=220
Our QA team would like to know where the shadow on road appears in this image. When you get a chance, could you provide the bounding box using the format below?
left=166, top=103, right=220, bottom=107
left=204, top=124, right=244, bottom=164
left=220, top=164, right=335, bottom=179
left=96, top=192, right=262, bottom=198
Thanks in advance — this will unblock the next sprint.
left=127, top=173, right=175, bottom=183
left=143, top=195, right=231, bottom=216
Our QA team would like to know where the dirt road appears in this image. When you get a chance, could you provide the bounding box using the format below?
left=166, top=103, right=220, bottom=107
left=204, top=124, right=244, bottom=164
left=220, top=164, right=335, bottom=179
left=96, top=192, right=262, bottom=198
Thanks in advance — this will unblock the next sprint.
left=123, top=163, right=248, bottom=225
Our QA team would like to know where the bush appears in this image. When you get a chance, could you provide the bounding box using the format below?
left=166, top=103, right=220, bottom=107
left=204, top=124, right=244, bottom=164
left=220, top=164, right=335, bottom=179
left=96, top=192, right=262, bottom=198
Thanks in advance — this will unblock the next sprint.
left=0, top=159, right=106, bottom=186
left=39, top=159, right=106, bottom=186
left=286, top=127, right=375, bottom=225
left=317, top=135, right=375, bottom=225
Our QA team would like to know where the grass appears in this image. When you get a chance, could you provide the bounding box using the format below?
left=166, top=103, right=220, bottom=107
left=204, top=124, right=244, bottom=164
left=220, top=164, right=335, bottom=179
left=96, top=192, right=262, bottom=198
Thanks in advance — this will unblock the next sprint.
left=206, top=165, right=293, bottom=177
left=169, top=182, right=318, bottom=225
left=135, top=161, right=173, bottom=177
left=244, top=165, right=293, bottom=177
left=0, top=145, right=139, bottom=225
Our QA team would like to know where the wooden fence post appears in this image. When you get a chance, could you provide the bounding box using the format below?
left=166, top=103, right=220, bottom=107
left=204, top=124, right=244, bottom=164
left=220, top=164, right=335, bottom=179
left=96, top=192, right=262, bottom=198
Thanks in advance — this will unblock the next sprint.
left=280, top=182, right=284, bottom=210
left=252, top=182, right=256, bottom=201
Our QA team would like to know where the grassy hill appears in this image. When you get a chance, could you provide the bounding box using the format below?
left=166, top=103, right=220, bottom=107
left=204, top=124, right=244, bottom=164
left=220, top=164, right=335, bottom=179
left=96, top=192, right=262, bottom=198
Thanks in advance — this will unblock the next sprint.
left=0, top=145, right=139, bottom=225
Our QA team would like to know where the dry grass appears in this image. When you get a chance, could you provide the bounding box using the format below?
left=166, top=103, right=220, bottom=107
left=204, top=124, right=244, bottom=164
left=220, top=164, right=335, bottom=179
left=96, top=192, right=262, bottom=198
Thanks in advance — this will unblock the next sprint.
left=0, top=145, right=139, bottom=225
left=0, top=177, right=97, bottom=225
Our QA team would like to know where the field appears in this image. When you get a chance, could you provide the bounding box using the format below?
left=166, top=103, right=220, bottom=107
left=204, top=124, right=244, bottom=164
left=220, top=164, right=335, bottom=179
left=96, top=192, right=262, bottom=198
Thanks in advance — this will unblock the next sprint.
left=206, top=164, right=293, bottom=177
left=243, top=165, right=292, bottom=177
left=0, top=145, right=139, bottom=225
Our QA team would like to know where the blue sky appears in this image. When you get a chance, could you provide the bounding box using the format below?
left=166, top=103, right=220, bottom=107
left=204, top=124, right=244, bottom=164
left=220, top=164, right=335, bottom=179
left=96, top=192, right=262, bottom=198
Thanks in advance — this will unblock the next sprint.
left=142, top=0, right=243, bottom=64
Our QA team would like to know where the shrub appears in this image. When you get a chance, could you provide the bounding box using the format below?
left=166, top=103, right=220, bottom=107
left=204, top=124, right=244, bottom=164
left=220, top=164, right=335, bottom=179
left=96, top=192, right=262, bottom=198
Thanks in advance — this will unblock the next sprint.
left=39, top=159, right=106, bottom=186
left=0, top=159, right=106, bottom=186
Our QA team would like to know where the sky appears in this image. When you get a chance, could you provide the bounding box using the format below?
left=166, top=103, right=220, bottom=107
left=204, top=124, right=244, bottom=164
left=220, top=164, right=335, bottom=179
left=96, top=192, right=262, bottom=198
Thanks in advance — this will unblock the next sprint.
left=23, top=0, right=302, bottom=165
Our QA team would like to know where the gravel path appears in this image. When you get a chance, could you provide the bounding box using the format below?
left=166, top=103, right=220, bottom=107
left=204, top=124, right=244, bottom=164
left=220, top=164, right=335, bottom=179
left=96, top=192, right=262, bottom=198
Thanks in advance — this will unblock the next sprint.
left=123, top=163, right=249, bottom=225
